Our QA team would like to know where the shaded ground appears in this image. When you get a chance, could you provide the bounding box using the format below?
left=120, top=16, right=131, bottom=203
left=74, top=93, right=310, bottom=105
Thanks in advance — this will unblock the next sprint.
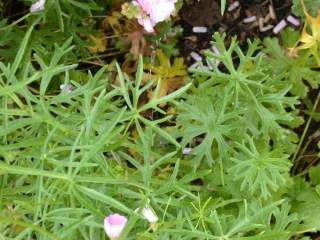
left=179, top=0, right=295, bottom=64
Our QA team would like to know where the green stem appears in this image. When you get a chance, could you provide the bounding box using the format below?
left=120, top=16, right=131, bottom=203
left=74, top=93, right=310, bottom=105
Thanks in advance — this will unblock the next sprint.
left=292, top=89, right=320, bottom=172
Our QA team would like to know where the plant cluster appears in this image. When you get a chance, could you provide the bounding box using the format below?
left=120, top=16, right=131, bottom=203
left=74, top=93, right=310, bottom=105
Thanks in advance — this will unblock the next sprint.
left=0, top=0, right=320, bottom=240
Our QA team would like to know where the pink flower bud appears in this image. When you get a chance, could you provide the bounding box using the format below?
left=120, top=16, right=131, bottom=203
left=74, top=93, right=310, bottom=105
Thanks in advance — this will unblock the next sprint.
left=60, top=84, right=74, bottom=94
left=30, top=0, right=45, bottom=13
left=142, top=207, right=158, bottom=223
left=104, top=214, right=128, bottom=240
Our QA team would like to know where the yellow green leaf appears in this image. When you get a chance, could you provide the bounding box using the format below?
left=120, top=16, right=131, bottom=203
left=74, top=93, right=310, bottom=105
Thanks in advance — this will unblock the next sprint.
left=87, top=31, right=107, bottom=53
left=295, top=0, right=320, bottom=63
left=143, top=49, right=187, bottom=104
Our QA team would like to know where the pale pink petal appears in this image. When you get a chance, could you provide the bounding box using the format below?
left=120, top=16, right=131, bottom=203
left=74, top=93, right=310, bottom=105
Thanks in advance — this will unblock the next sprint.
left=137, top=0, right=153, bottom=14
left=104, top=214, right=127, bottom=239
left=137, top=16, right=155, bottom=32
left=30, top=0, right=45, bottom=12
left=142, top=207, right=158, bottom=223
left=134, top=0, right=176, bottom=31
left=149, top=1, right=175, bottom=23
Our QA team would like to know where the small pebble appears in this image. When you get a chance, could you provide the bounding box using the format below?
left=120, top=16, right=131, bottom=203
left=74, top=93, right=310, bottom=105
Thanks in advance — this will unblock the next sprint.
left=253, top=51, right=264, bottom=60
left=188, top=62, right=201, bottom=70
left=182, top=148, right=192, bottom=155
left=227, top=1, right=240, bottom=12
left=273, top=19, right=287, bottom=34
left=243, top=16, right=257, bottom=23
left=286, top=15, right=300, bottom=26
left=211, top=46, right=220, bottom=55
left=190, top=51, right=202, bottom=62
left=192, top=26, right=208, bottom=33
left=311, top=129, right=320, bottom=139
left=206, top=59, right=213, bottom=70
left=206, top=58, right=220, bottom=69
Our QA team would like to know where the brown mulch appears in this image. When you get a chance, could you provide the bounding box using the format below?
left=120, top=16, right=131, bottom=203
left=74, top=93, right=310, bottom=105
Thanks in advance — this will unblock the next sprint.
left=179, top=0, right=295, bottom=64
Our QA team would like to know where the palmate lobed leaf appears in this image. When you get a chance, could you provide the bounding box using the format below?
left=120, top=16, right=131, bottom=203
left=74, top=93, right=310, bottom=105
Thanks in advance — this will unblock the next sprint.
left=176, top=86, right=240, bottom=167
left=175, top=33, right=303, bottom=170
left=263, top=37, right=320, bottom=114
left=290, top=1, right=320, bottom=64
left=288, top=178, right=320, bottom=232
left=229, top=138, right=292, bottom=199
left=292, top=0, right=320, bottom=17
left=143, top=49, right=187, bottom=102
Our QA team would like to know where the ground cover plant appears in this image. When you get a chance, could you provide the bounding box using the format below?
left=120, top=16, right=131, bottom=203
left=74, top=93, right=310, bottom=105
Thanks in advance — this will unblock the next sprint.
left=0, top=0, right=320, bottom=239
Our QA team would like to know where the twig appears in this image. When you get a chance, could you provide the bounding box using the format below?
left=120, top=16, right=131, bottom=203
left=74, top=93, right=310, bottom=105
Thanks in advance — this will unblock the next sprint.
left=292, top=89, right=320, bottom=172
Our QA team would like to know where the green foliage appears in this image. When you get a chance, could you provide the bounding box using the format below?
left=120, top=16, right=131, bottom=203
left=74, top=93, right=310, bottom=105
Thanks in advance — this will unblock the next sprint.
left=309, top=166, right=320, bottom=185
left=220, top=0, right=226, bottom=15
left=172, top=32, right=319, bottom=238
left=0, top=0, right=102, bottom=63
left=281, top=27, right=300, bottom=48
left=292, top=0, right=320, bottom=17
left=0, top=27, right=192, bottom=239
left=176, top=86, right=238, bottom=168
left=229, top=138, right=292, bottom=199
left=147, top=23, right=183, bottom=57
left=0, top=2, right=320, bottom=240
left=287, top=178, right=320, bottom=232
left=263, top=37, right=320, bottom=98
left=176, top=33, right=302, bottom=168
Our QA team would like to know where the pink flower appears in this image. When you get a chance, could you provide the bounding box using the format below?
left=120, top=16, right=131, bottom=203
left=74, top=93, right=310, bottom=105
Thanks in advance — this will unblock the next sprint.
left=104, top=214, right=128, bottom=240
left=133, top=0, right=177, bottom=32
left=30, top=0, right=45, bottom=12
left=136, top=13, right=155, bottom=32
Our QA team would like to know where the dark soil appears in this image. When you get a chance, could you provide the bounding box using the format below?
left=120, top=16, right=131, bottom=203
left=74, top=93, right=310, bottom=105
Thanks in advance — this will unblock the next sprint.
left=179, top=0, right=295, bottom=64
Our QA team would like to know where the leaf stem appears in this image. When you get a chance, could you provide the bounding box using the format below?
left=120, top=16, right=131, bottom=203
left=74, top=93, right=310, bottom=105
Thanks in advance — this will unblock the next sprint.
left=292, top=89, right=320, bottom=172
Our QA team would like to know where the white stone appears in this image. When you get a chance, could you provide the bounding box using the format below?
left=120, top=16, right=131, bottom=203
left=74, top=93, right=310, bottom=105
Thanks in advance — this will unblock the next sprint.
left=192, top=26, right=208, bottom=33
left=182, top=148, right=192, bottom=155
left=227, top=1, right=240, bottom=12
left=273, top=20, right=287, bottom=34
left=243, top=16, right=257, bottom=23
left=287, top=15, right=300, bottom=26
left=190, top=51, right=202, bottom=62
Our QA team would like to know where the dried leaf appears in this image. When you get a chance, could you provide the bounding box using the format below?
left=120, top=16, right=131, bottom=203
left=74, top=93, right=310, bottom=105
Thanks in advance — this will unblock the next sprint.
left=88, top=31, right=107, bottom=53
left=102, top=11, right=125, bottom=35
left=294, top=1, right=320, bottom=62
left=125, top=30, right=146, bottom=59
left=144, top=49, right=187, bottom=104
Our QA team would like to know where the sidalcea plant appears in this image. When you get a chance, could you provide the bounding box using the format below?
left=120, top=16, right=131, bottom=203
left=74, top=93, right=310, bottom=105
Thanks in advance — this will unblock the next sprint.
left=1, top=4, right=320, bottom=240
left=171, top=32, right=320, bottom=237
left=175, top=33, right=303, bottom=170
left=0, top=26, right=192, bottom=239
